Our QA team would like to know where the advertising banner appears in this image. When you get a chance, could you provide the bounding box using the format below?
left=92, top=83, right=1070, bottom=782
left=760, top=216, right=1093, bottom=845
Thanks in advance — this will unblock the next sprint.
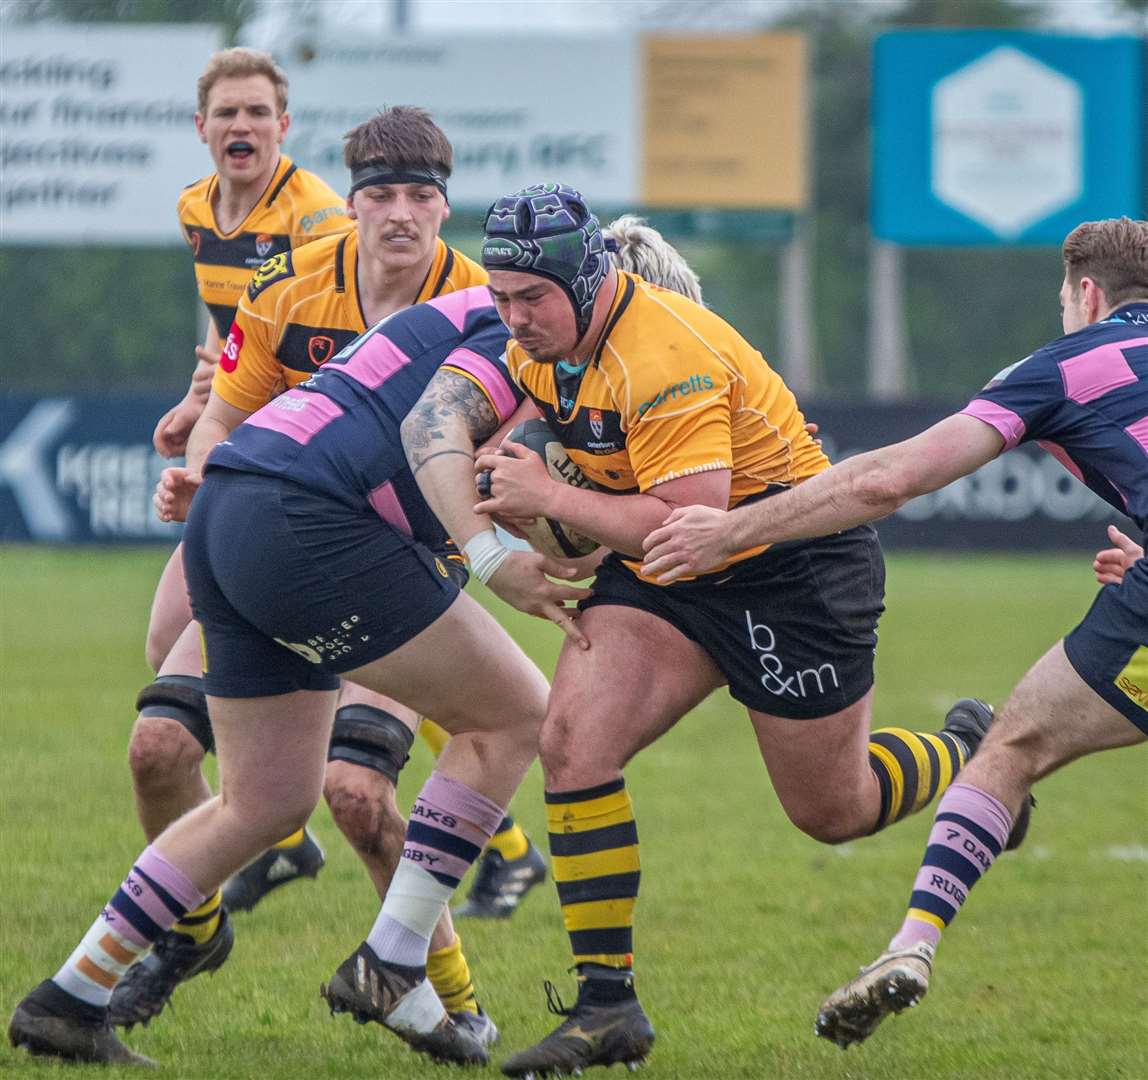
left=0, top=395, right=1129, bottom=549
left=0, top=24, right=223, bottom=244
left=871, top=31, right=1143, bottom=244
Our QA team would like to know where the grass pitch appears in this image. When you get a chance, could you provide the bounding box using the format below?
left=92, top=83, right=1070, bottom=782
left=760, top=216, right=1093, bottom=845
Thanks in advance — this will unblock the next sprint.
left=1, top=546, right=1145, bottom=1079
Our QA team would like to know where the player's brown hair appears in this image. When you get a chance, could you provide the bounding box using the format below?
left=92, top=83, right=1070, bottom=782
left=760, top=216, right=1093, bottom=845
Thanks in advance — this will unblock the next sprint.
left=343, top=106, right=453, bottom=175
left=1062, top=217, right=1148, bottom=307
left=197, top=48, right=289, bottom=115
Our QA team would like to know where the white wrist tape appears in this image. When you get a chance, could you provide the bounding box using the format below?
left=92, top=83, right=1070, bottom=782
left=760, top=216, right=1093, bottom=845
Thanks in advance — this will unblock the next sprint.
left=463, top=529, right=511, bottom=585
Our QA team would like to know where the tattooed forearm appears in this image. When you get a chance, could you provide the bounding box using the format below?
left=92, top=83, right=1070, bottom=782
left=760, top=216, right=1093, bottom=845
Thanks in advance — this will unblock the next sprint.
left=411, top=448, right=474, bottom=476
left=401, top=369, right=499, bottom=469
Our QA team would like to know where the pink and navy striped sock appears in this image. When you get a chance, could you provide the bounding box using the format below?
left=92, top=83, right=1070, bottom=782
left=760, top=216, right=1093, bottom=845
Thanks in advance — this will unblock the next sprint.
left=53, top=845, right=205, bottom=1006
left=890, top=783, right=1012, bottom=951
left=368, top=773, right=504, bottom=968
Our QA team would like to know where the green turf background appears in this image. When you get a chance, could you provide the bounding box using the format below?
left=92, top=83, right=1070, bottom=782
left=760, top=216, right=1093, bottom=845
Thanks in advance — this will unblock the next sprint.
left=1, top=548, right=1145, bottom=1078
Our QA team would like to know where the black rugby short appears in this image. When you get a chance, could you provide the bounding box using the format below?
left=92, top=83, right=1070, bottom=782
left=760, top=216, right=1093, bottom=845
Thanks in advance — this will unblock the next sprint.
left=582, top=525, right=886, bottom=719
left=183, top=469, right=461, bottom=698
left=1064, top=555, right=1148, bottom=734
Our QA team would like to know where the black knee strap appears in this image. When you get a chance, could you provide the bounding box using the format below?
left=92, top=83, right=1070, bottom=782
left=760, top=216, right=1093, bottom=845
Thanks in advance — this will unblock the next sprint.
left=136, top=675, right=214, bottom=754
left=329, top=704, right=415, bottom=785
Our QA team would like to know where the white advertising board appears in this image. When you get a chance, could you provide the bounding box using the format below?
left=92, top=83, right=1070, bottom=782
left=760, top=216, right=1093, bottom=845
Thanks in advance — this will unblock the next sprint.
left=281, top=35, right=639, bottom=207
left=0, top=24, right=222, bottom=245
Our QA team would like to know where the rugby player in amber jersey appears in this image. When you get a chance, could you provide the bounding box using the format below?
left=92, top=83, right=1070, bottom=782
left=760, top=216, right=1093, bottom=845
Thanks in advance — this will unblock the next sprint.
left=644, top=216, right=1148, bottom=1049
left=118, top=106, right=542, bottom=1046
left=472, top=185, right=1005, bottom=1077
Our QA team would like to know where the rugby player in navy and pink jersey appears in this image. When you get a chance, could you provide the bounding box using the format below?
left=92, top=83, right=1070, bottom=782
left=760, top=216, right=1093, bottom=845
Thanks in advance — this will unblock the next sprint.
left=7, top=285, right=591, bottom=1068
left=643, top=216, right=1148, bottom=1047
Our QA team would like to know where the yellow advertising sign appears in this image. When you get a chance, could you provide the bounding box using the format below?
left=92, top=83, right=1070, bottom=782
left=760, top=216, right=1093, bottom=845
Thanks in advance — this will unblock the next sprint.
left=641, top=34, right=808, bottom=210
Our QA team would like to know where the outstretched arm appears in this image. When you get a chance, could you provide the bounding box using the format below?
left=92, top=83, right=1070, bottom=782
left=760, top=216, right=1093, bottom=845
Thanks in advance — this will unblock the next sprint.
left=642, top=413, right=1005, bottom=581
left=402, top=369, right=591, bottom=648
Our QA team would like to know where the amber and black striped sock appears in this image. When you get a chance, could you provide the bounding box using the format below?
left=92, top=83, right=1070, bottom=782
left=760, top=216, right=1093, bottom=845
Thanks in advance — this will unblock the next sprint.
left=546, top=779, right=639, bottom=971
left=868, top=727, right=967, bottom=833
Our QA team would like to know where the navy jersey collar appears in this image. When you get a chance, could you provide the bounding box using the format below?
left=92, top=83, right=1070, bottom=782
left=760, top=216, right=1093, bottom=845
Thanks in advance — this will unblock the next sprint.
left=1108, top=301, right=1148, bottom=326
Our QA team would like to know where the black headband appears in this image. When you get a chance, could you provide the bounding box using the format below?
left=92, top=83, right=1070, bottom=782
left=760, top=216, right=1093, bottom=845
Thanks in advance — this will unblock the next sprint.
left=348, top=160, right=449, bottom=198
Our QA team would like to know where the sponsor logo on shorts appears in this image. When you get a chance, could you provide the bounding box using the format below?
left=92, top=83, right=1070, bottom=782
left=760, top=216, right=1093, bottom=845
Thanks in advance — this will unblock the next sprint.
left=745, top=612, right=840, bottom=699
left=1115, top=645, right=1148, bottom=712
left=220, top=324, right=244, bottom=372
left=274, top=615, right=368, bottom=665
left=637, top=373, right=715, bottom=417
left=434, top=557, right=449, bottom=578
left=308, top=334, right=335, bottom=366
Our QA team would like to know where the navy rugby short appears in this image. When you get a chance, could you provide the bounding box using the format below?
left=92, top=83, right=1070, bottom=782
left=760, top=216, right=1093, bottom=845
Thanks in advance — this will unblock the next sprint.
left=1064, top=555, right=1148, bottom=734
left=582, top=525, right=885, bottom=719
left=183, top=469, right=461, bottom=698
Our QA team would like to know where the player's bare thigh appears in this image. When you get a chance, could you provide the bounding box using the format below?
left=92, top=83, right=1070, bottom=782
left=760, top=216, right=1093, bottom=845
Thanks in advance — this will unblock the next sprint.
left=343, top=589, right=549, bottom=806
left=747, top=689, right=877, bottom=842
left=960, top=641, right=1146, bottom=805
left=540, top=604, right=724, bottom=789
left=146, top=543, right=194, bottom=671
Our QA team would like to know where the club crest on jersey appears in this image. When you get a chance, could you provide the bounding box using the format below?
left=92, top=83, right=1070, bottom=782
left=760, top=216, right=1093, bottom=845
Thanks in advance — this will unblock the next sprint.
left=247, top=251, right=292, bottom=300
left=308, top=335, right=335, bottom=366
left=588, top=407, right=604, bottom=440
left=255, top=232, right=274, bottom=258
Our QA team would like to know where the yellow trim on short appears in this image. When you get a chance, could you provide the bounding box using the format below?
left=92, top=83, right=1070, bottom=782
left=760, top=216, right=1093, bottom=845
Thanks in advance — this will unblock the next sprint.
left=551, top=846, right=640, bottom=882
left=867, top=739, right=905, bottom=822
left=907, top=907, right=946, bottom=932
left=1115, top=645, right=1148, bottom=712
left=561, top=897, right=635, bottom=932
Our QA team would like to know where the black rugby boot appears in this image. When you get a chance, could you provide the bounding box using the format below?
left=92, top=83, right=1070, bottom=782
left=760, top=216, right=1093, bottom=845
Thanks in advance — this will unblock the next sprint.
left=108, top=909, right=234, bottom=1028
left=9, top=979, right=155, bottom=1067
left=454, top=839, right=548, bottom=919
left=221, top=827, right=324, bottom=912
left=321, top=942, right=489, bottom=1066
left=501, top=969, right=654, bottom=1077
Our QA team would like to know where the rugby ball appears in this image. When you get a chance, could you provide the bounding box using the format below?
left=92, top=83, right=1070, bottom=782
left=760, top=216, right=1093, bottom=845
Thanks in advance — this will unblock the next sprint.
left=500, top=419, right=601, bottom=559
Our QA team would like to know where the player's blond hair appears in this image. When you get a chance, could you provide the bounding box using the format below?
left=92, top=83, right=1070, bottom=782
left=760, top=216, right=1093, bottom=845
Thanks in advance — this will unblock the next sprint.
left=1062, top=217, right=1148, bottom=307
left=604, top=215, right=703, bottom=304
left=343, top=106, right=453, bottom=175
left=197, top=48, right=288, bottom=115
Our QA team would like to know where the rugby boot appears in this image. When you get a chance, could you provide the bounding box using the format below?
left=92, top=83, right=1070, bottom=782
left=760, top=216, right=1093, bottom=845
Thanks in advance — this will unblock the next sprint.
left=1006, top=794, right=1037, bottom=851
left=941, top=697, right=994, bottom=760
left=9, top=979, right=155, bottom=1067
left=451, top=1005, right=500, bottom=1048
left=108, top=909, right=234, bottom=1028
left=814, top=940, right=934, bottom=1049
left=320, top=942, right=489, bottom=1066
left=501, top=975, right=655, bottom=1077
left=454, top=839, right=548, bottom=919
left=222, top=827, right=325, bottom=913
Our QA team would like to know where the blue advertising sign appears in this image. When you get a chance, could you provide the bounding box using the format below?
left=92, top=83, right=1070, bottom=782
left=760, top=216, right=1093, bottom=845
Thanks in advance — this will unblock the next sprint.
left=0, top=395, right=1131, bottom=550
left=0, top=396, right=182, bottom=544
left=872, top=31, right=1143, bottom=244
